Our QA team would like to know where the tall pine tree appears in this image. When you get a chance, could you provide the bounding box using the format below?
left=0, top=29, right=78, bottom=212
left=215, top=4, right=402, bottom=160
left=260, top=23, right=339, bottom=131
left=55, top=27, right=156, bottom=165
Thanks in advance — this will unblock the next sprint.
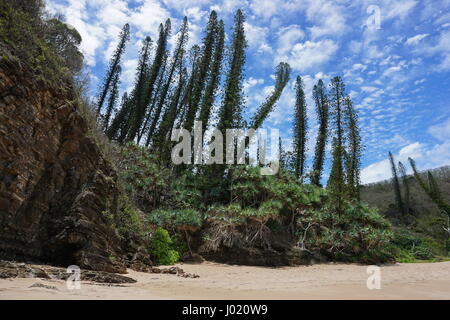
left=97, top=23, right=130, bottom=114
left=103, top=65, right=121, bottom=132
left=127, top=20, right=171, bottom=142
left=292, top=76, right=308, bottom=181
left=311, top=80, right=329, bottom=186
left=398, top=161, right=410, bottom=215
left=147, top=17, right=188, bottom=145
left=183, top=11, right=219, bottom=132
left=217, top=9, right=247, bottom=133
left=389, top=151, right=404, bottom=214
left=344, top=96, right=362, bottom=199
left=197, top=19, right=225, bottom=133
left=327, top=76, right=346, bottom=214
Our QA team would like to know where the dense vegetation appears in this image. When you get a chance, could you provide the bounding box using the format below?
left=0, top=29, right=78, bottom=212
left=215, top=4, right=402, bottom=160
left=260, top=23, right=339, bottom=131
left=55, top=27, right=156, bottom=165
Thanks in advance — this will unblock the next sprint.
left=5, top=0, right=448, bottom=267
left=362, top=160, right=450, bottom=262
left=89, top=7, right=395, bottom=265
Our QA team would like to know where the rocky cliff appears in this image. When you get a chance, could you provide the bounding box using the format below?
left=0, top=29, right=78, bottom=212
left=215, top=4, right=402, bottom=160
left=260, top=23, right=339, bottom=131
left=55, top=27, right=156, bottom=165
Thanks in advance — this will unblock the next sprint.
left=0, top=45, right=144, bottom=273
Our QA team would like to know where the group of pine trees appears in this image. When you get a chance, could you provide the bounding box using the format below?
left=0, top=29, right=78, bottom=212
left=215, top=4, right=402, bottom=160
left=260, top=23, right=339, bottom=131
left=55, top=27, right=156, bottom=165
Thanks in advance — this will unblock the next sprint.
left=288, top=76, right=362, bottom=208
left=95, top=9, right=363, bottom=204
left=96, top=10, right=290, bottom=164
left=389, top=153, right=450, bottom=218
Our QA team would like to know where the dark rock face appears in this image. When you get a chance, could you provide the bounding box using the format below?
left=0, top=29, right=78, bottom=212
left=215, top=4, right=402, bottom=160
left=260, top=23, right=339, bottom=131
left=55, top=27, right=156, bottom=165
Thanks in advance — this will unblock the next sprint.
left=0, top=260, right=136, bottom=284
left=0, top=47, right=133, bottom=273
left=203, top=246, right=324, bottom=267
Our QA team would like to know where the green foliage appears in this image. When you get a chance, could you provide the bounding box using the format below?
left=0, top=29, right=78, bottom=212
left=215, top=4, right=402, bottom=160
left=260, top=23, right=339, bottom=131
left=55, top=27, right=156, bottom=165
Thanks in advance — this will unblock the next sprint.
left=217, top=9, right=247, bottom=132
left=147, top=18, right=187, bottom=144
left=128, top=20, right=170, bottom=142
left=197, top=19, right=225, bottom=133
left=292, top=76, right=308, bottom=181
left=299, top=201, right=394, bottom=263
left=250, top=62, right=291, bottom=130
left=149, top=227, right=180, bottom=265
left=0, top=0, right=81, bottom=87
left=327, top=77, right=346, bottom=200
left=389, top=152, right=404, bottom=214
left=344, top=97, right=362, bottom=199
left=96, top=23, right=130, bottom=114
left=148, top=209, right=202, bottom=229
left=409, top=158, right=450, bottom=217
left=311, top=80, right=329, bottom=186
left=117, top=143, right=170, bottom=212
left=183, top=12, right=218, bottom=133
left=390, top=228, right=446, bottom=261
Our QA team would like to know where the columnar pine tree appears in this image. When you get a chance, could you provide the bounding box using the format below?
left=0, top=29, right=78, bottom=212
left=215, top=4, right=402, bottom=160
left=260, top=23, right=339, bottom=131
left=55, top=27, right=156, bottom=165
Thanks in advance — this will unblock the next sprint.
left=97, top=23, right=130, bottom=114
left=197, top=19, right=225, bottom=133
left=389, top=151, right=404, bottom=213
left=146, top=17, right=188, bottom=145
left=311, top=80, right=329, bottom=186
left=344, top=96, right=362, bottom=199
left=398, top=161, right=410, bottom=215
left=117, top=35, right=153, bottom=142
left=292, top=76, right=308, bottom=181
left=217, top=9, right=247, bottom=133
left=250, top=62, right=291, bottom=130
left=139, top=52, right=168, bottom=144
left=154, top=66, right=188, bottom=159
left=106, top=92, right=130, bottom=140
left=327, top=76, right=346, bottom=213
left=183, top=11, right=218, bottom=133
left=177, top=45, right=201, bottom=129
left=127, top=20, right=171, bottom=142
left=103, top=65, right=121, bottom=132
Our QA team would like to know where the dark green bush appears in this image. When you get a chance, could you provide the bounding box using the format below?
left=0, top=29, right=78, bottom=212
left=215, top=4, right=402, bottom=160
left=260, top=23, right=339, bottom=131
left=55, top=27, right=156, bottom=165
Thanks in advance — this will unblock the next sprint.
left=300, top=202, right=395, bottom=263
left=149, top=227, right=180, bottom=265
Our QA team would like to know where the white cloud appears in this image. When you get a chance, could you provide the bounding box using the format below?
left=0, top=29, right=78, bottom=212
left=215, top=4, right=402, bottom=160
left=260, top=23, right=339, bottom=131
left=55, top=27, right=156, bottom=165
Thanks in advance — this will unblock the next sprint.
left=276, top=40, right=338, bottom=71
left=362, top=118, right=450, bottom=183
left=250, top=0, right=279, bottom=19
left=244, top=22, right=272, bottom=53
left=383, top=0, right=418, bottom=20
left=361, top=142, right=423, bottom=184
left=429, top=117, right=450, bottom=141
left=405, top=34, right=429, bottom=45
left=276, top=25, right=305, bottom=55
left=130, top=0, right=170, bottom=37
left=361, top=86, right=378, bottom=93
left=303, top=0, right=347, bottom=39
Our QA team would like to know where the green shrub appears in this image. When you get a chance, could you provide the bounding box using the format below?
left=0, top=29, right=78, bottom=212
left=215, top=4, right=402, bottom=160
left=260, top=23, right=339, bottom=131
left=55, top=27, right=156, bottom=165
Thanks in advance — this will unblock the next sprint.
left=149, top=227, right=180, bottom=265
left=396, top=248, right=416, bottom=263
left=411, top=245, right=434, bottom=260
left=301, top=202, right=395, bottom=263
left=148, top=209, right=202, bottom=229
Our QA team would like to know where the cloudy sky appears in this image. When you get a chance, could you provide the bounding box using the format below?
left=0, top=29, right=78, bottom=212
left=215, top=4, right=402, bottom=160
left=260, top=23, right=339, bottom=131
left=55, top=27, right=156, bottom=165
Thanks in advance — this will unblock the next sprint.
left=46, top=0, right=450, bottom=184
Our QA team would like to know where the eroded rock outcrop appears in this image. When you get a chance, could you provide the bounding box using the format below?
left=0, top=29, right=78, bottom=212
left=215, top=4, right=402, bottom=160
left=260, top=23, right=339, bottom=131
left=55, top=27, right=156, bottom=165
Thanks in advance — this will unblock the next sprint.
left=0, top=45, right=144, bottom=273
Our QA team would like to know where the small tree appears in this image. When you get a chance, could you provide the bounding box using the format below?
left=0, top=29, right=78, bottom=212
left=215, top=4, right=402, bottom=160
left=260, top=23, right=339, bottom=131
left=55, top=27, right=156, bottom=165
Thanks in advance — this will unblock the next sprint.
left=389, top=152, right=404, bottom=214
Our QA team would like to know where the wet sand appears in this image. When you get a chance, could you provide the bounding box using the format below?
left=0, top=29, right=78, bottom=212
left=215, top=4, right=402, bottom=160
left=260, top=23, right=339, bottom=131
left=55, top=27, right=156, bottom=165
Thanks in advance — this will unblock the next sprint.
left=1, top=261, right=449, bottom=300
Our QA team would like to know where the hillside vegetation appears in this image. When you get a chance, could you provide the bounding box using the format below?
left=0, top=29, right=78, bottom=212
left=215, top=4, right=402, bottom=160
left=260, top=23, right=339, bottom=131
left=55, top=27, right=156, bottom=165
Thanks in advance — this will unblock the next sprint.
left=3, top=0, right=448, bottom=271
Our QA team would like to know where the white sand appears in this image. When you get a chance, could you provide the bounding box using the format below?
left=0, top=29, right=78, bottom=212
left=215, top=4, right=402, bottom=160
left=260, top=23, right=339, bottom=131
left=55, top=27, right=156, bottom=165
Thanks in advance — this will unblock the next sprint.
left=1, top=261, right=449, bottom=300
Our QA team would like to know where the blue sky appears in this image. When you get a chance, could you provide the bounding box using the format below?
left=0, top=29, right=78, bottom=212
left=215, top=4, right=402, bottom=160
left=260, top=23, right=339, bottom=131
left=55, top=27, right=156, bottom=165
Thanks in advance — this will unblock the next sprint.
left=46, top=0, right=450, bottom=184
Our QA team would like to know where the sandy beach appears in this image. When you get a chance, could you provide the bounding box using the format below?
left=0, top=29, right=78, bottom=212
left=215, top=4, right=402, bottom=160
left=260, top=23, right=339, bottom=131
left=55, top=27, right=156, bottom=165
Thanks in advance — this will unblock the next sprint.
left=0, top=261, right=449, bottom=300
